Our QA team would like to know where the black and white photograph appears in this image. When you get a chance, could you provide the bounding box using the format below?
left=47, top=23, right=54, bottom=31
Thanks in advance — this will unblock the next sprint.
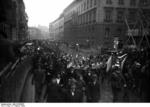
left=0, top=0, right=150, bottom=104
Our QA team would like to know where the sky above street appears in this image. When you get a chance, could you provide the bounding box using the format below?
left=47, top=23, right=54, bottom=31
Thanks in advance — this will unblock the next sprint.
left=24, top=0, right=74, bottom=27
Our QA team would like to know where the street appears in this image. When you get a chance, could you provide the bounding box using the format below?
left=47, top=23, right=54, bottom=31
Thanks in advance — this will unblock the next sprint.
left=1, top=0, right=150, bottom=103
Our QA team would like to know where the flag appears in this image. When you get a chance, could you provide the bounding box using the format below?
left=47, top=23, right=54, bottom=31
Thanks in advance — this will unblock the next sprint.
left=67, top=62, right=73, bottom=68
left=120, top=55, right=127, bottom=72
left=124, top=16, right=130, bottom=30
left=106, top=56, right=112, bottom=72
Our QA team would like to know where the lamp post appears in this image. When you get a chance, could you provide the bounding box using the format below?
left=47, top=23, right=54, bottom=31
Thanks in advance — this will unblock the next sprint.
left=86, top=39, right=89, bottom=48
left=76, top=43, right=79, bottom=52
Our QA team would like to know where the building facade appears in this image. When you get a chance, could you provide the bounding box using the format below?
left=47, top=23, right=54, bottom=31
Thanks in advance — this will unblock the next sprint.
left=49, top=0, right=150, bottom=48
left=28, top=27, right=42, bottom=40
left=18, top=0, right=28, bottom=41
left=0, top=0, right=28, bottom=41
left=49, top=15, right=64, bottom=41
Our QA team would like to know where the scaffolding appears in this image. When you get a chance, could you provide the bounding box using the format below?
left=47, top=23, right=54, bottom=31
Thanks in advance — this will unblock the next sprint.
left=124, top=7, right=150, bottom=49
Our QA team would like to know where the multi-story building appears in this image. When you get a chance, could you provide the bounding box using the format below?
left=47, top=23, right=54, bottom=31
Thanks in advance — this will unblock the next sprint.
left=29, top=25, right=50, bottom=40
left=0, top=0, right=28, bottom=41
left=28, top=27, right=42, bottom=40
left=50, top=0, right=150, bottom=48
left=18, top=0, right=28, bottom=41
left=49, top=15, right=64, bottom=40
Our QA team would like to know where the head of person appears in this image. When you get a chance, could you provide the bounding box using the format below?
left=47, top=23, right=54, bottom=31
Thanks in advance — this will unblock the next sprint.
left=57, top=73, right=61, bottom=78
left=92, top=74, right=98, bottom=81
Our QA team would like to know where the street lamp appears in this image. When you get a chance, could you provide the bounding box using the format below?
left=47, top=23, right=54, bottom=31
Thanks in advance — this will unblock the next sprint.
left=86, top=39, right=89, bottom=47
left=76, top=43, right=79, bottom=52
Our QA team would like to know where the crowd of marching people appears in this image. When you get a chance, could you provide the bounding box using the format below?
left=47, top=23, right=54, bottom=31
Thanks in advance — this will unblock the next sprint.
left=1, top=29, right=150, bottom=102
left=19, top=40, right=150, bottom=102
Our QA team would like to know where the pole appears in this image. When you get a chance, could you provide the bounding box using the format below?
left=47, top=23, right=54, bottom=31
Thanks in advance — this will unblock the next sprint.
left=124, top=17, right=137, bottom=46
left=138, top=9, right=150, bottom=48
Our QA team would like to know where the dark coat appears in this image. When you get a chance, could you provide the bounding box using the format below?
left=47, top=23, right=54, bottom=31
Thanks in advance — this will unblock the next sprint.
left=65, top=89, right=83, bottom=102
left=47, top=84, right=63, bottom=102
left=87, top=81, right=101, bottom=102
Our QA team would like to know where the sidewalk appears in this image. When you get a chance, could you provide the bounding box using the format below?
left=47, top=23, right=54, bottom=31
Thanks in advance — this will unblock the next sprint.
left=1, top=57, right=33, bottom=102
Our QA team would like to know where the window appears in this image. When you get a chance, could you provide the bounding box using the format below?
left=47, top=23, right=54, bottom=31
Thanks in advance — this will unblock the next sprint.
left=116, top=10, right=125, bottom=23
left=105, top=28, right=110, bottom=37
left=91, top=26, right=95, bottom=32
left=106, top=0, right=112, bottom=5
left=89, top=11, right=92, bottom=23
left=116, top=28, right=122, bottom=36
left=79, top=16, right=81, bottom=25
left=84, top=2, right=86, bottom=10
left=85, top=0, right=87, bottom=10
left=80, top=5, right=82, bottom=13
left=87, top=0, right=89, bottom=9
left=104, top=8, right=113, bottom=22
left=93, top=9, right=96, bottom=23
left=118, top=0, right=124, bottom=5
left=81, top=15, right=83, bottom=24
left=85, top=13, right=88, bottom=24
left=130, top=0, right=136, bottom=6
left=139, top=0, right=149, bottom=6
left=94, top=0, right=97, bottom=5
left=84, top=14, right=86, bottom=24
left=87, top=12, right=90, bottom=24
left=82, top=3, right=84, bottom=12
left=90, top=0, right=92, bottom=7
left=128, top=9, right=137, bottom=23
